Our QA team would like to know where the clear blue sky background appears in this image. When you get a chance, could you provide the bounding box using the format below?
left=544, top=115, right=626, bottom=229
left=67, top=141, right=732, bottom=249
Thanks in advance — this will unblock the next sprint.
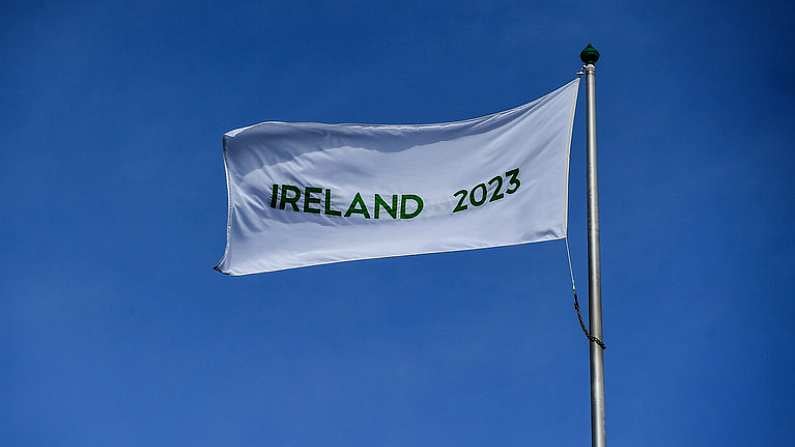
left=3, top=1, right=794, bottom=445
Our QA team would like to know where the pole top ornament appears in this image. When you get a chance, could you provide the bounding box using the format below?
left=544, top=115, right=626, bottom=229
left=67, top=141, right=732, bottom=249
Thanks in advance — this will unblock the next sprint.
left=580, top=43, right=600, bottom=65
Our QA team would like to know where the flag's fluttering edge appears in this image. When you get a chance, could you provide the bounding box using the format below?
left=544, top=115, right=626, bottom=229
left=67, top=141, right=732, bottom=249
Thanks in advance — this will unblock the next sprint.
left=215, top=79, right=579, bottom=275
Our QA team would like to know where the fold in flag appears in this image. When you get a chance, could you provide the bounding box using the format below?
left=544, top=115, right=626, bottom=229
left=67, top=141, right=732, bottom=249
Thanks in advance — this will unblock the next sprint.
left=216, top=79, right=579, bottom=275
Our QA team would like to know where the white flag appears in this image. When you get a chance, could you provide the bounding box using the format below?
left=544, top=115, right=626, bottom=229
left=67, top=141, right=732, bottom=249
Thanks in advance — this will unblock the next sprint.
left=216, top=79, right=579, bottom=275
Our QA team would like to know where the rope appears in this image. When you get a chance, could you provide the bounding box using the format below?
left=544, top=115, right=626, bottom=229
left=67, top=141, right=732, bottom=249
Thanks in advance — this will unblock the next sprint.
left=565, top=238, right=606, bottom=350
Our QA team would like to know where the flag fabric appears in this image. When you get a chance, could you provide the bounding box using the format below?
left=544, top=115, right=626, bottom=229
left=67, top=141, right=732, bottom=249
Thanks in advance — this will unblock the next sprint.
left=215, top=79, right=579, bottom=275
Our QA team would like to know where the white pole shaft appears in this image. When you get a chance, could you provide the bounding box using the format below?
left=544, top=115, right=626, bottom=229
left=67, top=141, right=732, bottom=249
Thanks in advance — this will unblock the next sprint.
left=584, top=62, right=606, bottom=447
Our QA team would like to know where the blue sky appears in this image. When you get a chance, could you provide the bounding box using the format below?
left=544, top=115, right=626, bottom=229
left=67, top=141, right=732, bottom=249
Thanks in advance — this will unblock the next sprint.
left=2, top=1, right=794, bottom=445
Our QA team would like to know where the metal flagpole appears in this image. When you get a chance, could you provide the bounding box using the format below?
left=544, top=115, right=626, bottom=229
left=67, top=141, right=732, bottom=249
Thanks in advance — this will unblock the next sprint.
left=580, top=43, right=606, bottom=447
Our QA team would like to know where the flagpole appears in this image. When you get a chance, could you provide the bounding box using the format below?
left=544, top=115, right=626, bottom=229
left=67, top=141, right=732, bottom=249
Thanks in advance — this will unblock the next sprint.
left=580, top=43, right=606, bottom=447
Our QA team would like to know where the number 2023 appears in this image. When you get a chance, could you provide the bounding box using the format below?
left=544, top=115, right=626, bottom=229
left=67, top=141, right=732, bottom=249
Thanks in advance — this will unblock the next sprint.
left=452, top=168, right=521, bottom=213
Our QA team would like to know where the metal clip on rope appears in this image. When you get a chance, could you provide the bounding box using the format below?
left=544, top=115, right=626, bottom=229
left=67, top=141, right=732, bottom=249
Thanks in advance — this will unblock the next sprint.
left=565, top=238, right=606, bottom=350
left=572, top=287, right=606, bottom=350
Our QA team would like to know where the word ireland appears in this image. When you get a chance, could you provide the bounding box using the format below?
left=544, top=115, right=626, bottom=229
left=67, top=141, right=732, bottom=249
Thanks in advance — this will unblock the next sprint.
left=270, top=185, right=424, bottom=219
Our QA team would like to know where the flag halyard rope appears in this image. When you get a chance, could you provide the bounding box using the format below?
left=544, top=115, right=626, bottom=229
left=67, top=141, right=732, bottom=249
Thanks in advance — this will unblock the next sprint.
left=565, top=238, right=606, bottom=350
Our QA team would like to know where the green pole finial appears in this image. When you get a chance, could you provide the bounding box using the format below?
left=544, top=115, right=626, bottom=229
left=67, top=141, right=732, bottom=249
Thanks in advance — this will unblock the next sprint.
left=580, top=43, right=600, bottom=65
